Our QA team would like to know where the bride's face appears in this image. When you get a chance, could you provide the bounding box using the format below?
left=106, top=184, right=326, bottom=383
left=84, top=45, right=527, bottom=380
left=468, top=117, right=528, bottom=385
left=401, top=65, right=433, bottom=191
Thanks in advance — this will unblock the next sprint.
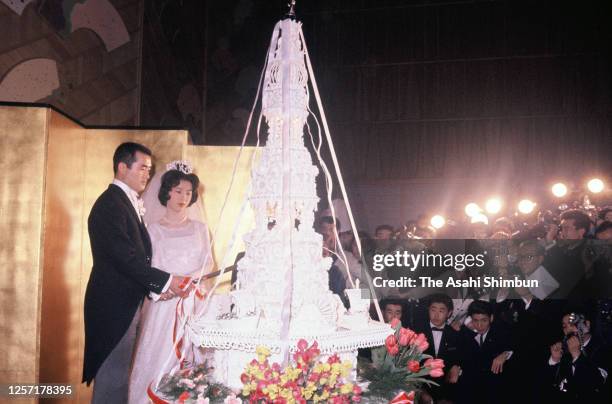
left=167, top=180, right=193, bottom=213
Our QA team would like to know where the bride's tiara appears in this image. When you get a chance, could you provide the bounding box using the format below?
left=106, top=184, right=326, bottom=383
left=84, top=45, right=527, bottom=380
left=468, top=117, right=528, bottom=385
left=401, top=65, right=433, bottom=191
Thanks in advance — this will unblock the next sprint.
left=166, top=160, right=193, bottom=174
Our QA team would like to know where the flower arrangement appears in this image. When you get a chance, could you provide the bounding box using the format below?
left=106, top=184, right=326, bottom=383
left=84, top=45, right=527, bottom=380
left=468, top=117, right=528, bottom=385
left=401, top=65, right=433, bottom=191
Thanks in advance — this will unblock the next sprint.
left=360, top=319, right=444, bottom=401
left=154, top=361, right=234, bottom=403
left=240, top=339, right=362, bottom=403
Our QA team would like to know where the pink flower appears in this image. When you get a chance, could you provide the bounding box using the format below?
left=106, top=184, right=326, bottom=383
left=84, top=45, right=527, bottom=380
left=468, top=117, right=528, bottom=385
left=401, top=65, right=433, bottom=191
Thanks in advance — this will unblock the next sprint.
left=196, top=396, right=210, bottom=404
left=399, top=328, right=416, bottom=346
left=388, top=344, right=399, bottom=356
left=424, top=358, right=445, bottom=370
left=390, top=318, right=401, bottom=328
left=413, top=333, right=429, bottom=352
left=385, top=335, right=398, bottom=348
left=407, top=360, right=420, bottom=373
left=309, top=341, right=320, bottom=358
left=223, top=394, right=242, bottom=404
left=429, top=368, right=444, bottom=378
left=297, top=339, right=309, bottom=351
left=390, top=391, right=415, bottom=404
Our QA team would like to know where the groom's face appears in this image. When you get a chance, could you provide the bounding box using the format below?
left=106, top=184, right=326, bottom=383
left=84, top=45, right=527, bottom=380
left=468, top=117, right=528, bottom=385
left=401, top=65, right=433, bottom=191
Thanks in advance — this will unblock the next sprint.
left=119, top=151, right=152, bottom=193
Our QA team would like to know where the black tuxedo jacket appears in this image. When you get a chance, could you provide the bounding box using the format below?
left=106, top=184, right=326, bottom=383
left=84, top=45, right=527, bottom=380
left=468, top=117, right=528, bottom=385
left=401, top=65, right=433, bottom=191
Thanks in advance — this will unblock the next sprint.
left=82, top=184, right=170, bottom=384
left=461, top=323, right=512, bottom=375
left=415, top=322, right=462, bottom=401
left=417, top=323, right=462, bottom=367
left=458, top=322, right=512, bottom=404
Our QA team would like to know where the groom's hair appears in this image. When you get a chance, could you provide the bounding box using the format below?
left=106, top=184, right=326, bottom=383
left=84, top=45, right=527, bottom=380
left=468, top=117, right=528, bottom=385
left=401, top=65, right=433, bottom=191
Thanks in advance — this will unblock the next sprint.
left=113, top=142, right=152, bottom=174
left=159, top=170, right=200, bottom=207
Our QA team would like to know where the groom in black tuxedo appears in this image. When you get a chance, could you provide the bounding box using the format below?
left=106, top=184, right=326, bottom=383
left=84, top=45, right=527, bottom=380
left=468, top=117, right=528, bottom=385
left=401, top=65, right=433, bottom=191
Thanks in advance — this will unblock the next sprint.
left=82, top=142, right=191, bottom=403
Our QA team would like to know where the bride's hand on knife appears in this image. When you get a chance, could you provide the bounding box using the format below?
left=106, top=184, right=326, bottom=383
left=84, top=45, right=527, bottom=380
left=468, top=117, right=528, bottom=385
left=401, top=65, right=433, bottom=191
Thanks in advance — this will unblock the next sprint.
left=169, top=275, right=194, bottom=297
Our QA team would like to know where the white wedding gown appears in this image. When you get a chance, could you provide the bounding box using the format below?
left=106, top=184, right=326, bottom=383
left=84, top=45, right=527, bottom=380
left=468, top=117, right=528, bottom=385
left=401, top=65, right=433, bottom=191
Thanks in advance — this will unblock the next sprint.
left=128, top=220, right=212, bottom=404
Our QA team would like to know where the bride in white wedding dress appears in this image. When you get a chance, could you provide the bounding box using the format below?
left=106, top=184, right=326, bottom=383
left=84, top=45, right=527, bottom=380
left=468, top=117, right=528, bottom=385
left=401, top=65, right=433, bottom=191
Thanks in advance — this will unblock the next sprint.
left=128, top=162, right=213, bottom=404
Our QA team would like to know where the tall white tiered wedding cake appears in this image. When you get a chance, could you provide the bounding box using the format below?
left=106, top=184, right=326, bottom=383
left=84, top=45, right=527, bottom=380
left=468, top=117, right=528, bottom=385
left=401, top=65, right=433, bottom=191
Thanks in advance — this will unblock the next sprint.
left=188, top=15, right=391, bottom=390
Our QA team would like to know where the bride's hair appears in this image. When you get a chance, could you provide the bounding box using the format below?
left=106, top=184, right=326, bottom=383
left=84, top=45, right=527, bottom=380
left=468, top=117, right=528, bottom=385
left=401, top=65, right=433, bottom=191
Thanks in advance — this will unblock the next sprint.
left=158, top=169, right=200, bottom=207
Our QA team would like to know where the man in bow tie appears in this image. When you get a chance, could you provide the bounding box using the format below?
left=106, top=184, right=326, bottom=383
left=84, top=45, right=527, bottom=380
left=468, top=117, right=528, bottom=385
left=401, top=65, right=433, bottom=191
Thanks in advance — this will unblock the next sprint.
left=82, top=142, right=193, bottom=403
left=415, top=293, right=462, bottom=404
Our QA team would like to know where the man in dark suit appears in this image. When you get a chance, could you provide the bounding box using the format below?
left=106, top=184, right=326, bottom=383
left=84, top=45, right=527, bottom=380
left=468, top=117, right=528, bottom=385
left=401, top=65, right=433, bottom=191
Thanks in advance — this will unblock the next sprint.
left=457, top=300, right=513, bottom=404
left=415, top=293, right=462, bottom=404
left=543, top=310, right=609, bottom=403
left=494, top=288, right=554, bottom=404
left=82, top=142, right=192, bottom=403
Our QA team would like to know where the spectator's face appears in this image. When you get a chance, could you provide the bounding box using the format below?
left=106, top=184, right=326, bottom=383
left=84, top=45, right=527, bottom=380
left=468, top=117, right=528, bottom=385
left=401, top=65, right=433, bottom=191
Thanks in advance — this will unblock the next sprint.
left=428, top=302, right=450, bottom=327
left=596, top=228, right=612, bottom=240
left=319, top=222, right=335, bottom=239
left=471, top=313, right=492, bottom=334
left=322, top=236, right=335, bottom=257
left=559, top=219, right=585, bottom=240
left=375, top=229, right=393, bottom=240
left=383, top=304, right=402, bottom=323
left=517, top=244, right=544, bottom=276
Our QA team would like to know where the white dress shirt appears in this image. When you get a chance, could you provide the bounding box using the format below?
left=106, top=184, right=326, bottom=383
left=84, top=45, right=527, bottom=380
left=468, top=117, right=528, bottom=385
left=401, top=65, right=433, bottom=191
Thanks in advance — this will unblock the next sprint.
left=113, top=179, right=142, bottom=221
left=430, top=322, right=444, bottom=356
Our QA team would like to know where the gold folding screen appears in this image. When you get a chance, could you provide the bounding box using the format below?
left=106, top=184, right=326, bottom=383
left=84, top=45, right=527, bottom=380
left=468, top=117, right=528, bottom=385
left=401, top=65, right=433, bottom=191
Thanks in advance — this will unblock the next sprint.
left=0, top=106, right=48, bottom=404
left=0, top=104, right=255, bottom=403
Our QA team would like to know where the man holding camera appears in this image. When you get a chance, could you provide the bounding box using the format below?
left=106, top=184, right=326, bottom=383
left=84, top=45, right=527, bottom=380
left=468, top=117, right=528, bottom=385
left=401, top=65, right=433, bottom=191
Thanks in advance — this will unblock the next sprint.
left=544, top=311, right=609, bottom=403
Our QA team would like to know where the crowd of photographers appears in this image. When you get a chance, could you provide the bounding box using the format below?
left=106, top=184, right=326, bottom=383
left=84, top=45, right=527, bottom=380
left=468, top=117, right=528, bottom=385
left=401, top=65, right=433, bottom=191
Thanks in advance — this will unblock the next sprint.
left=316, top=204, right=612, bottom=404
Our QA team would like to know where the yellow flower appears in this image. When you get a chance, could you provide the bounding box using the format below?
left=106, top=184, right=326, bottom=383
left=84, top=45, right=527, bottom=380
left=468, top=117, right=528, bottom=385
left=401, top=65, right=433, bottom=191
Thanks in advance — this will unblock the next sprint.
left=329, top=374, right=337, bottom=386
left=301, top=382, right=316, bottom=399
left=319, top=377, right=328, bottom=385
left=331, top=363, right=341, bottom=374
left=340, top=383, right=354, bottom=394
left=280, top=389, right=293, bottom=399
left=341, top=361, right=353, bottom=376
left=256, top=345, right=271, bottom=362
